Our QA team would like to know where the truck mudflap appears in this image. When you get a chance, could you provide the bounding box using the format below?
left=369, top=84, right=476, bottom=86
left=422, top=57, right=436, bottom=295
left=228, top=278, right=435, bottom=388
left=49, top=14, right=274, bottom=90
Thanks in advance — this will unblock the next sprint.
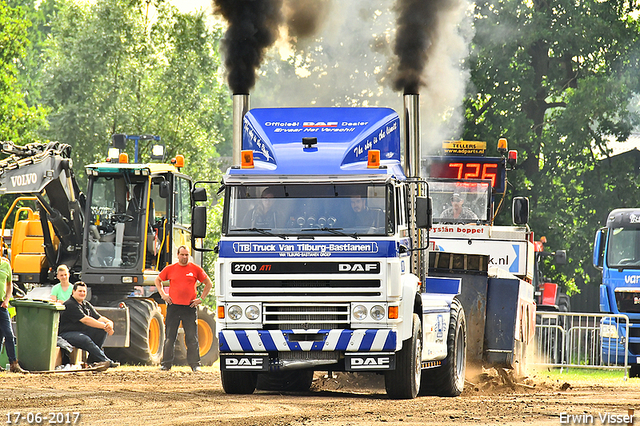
left=484, top=276, right=535, bottom=369
left=220, top=353, right=269, bottom=371
left=219, top=329, right=397, bottom=352
left=345, top=352, right=395, bottom=371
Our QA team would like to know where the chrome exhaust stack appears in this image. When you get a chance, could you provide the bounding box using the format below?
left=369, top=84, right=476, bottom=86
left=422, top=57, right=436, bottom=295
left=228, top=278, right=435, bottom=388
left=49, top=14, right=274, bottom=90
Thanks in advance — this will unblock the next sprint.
left=403, top=94, right=421, bottom=178
left=232, top=94, right=250, bottom=166
left=403, top=93, right=426, bottom=281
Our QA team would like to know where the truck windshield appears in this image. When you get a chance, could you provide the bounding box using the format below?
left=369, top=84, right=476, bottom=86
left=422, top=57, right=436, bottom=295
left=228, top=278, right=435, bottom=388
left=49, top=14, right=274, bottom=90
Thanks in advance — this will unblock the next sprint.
left=608, top=227, right=640, bottom=267
left=429, top=179, right=491, bottom=224
left=224, top=183, right=390, bottom=236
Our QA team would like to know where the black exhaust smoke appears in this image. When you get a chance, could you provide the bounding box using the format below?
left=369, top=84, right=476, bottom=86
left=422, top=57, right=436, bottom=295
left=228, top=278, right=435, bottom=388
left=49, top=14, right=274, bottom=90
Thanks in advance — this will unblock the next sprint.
left=213, top=0, right=331, bottom=94
left=213, top=0, right=284, bottom=94
left=393, top=0, right=448, bottom=94
left=284, top=0, right=331, bottom=39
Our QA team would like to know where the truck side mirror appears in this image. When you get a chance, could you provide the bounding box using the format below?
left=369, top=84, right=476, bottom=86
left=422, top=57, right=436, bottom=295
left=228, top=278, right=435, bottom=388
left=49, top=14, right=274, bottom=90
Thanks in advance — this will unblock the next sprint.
left=593, top=228, right=606, bottom=269
left=192, top=206, right=207, bottom=238
left=159, top=181, right=171, bottom=199
left=416, top=196, right=432, bottom=229
left=192, top=187, right=207, bottom=203
left=512, top=197, right=529, bottom=225
left=554, top=249, right=567, bottom=265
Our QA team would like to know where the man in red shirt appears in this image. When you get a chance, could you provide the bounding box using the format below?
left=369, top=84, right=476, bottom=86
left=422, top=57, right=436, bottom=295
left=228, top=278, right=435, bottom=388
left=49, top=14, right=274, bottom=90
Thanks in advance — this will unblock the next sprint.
left=155, top=246, right=212, bottom=372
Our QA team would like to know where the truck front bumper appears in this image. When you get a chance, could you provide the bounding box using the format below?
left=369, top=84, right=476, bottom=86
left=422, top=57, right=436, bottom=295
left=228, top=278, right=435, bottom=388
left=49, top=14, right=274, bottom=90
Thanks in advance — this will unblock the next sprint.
left=219, top=328, right=397, bottom=352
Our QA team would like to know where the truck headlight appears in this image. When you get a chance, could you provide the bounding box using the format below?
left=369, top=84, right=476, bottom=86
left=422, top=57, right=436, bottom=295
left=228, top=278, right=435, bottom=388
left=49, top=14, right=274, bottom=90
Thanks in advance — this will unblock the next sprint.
left=228, top=305, right=242, bottom=320
left=245, top=305, right=260, bottom=320
left=353, top=305, right=367, bottom=320
left=601, top=324, right=619, bottom=339
left=370, top=305, right=385, bottom=321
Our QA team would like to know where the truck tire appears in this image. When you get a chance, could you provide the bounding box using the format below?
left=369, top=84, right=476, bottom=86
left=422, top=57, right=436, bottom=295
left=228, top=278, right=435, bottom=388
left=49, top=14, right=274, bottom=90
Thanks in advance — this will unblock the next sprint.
left=172, top=305, right=219, bottom=366
left=385, top=313, right=421, bottom=399
left=105, top=299, right=165, bottom=365
left=256, top=370, right=314, bottom=392
left=196, top=306, right=219, bottom=365
left=557, top=293, right=571, bottom=313
left=221, top=370, right=257, bottom=394
left=420, top=298, right=466, bottom=396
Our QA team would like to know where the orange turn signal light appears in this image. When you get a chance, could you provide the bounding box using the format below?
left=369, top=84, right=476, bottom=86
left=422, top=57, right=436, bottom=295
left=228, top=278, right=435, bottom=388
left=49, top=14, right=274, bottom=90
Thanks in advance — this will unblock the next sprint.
left=119, top=152, right=129, bottom=163
left=388, top=306, right=398, bottom=319
left=241, top=150, right=255, bottom=169
left=367, top=149, right=380, bottom=168
left=217, top=306, right=225, bottom=319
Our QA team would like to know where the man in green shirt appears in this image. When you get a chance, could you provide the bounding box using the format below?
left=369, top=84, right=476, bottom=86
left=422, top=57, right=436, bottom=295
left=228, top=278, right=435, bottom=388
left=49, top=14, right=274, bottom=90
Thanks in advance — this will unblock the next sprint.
left=0, top=255, right=27, bottom=373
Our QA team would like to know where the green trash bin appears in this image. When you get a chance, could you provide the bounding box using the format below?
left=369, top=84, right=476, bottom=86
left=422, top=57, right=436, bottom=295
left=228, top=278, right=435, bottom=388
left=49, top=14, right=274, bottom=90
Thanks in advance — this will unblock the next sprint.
left=9, top=299, right=65, bottom=371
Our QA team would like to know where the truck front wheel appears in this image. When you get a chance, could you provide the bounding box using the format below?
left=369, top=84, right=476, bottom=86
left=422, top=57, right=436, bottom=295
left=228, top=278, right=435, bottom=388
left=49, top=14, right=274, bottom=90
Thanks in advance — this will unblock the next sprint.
left=385, top=313, right=421, bottom=399
left=420, top=297, right=466, bottom=396
left=221, top=370, right=257, bottom=394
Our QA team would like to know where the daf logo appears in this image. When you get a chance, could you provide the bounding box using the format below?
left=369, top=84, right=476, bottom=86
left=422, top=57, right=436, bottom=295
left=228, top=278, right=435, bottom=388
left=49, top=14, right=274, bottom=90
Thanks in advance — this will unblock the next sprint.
left=303, top=121, right=337, bottom=128
left=352, top=357, right=390, bottom=366
left=225, top=358, right=263, bottom=367
left=10, top=173, right=38, bottom=187
left=338, top=263, right=378, bottom=272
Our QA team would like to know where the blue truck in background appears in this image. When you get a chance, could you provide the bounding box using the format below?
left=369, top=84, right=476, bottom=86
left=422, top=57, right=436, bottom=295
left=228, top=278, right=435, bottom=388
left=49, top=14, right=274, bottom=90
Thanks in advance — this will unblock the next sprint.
left=593, top=208, right=640, bottom=377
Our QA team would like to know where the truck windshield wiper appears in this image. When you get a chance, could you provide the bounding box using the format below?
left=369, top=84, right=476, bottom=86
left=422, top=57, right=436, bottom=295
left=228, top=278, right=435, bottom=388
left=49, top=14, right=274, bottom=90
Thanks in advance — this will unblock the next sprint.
left=233, top=228, right=288, bottom=239
left=300, top=227, right=360, bottom=239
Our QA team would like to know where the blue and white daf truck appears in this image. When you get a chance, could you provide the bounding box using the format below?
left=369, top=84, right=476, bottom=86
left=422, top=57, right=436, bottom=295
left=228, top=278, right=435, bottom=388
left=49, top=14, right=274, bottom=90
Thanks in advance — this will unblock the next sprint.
left=193, top=95, right=467, bottom=398
left=593, top=208, right=640, bottom=377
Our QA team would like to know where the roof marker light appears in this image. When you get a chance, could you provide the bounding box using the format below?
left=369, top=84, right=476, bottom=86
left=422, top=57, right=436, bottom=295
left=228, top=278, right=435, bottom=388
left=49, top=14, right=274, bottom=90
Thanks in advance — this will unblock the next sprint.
left=507, top=150, right=518, bottom=167
left=171, top=154, right=185, bottom=169
left=497, top=138, right=508, bottom=153
left=302, top=137, right=317, bottom=149
left=367, top=150, right=381, bottom=168
left=241, top=150, right=254, bottom=169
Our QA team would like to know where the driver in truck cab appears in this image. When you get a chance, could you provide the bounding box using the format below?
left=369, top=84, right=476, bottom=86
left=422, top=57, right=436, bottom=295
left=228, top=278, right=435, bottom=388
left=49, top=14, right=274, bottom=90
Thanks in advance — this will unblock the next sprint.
left=441, top=193, right=478, bottom=221
left=245, top=187, right=277, bottom=228
left=342, top=195, right=382, bottom=231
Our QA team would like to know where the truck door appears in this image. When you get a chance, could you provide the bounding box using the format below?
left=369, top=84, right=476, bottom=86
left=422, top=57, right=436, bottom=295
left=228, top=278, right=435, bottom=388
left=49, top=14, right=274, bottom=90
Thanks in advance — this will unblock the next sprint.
left=171, top=176, right=192, bottom=264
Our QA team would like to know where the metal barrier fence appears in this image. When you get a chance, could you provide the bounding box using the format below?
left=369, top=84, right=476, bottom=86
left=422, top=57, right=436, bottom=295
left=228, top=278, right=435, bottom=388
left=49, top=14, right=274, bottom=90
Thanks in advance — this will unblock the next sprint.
left=533, top=312, right=629, bottom=377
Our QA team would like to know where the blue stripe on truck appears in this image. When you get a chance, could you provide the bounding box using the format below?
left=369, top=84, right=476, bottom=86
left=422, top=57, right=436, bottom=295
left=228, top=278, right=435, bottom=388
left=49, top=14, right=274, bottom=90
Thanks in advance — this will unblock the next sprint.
left=219, top=329, right=397, bottom=352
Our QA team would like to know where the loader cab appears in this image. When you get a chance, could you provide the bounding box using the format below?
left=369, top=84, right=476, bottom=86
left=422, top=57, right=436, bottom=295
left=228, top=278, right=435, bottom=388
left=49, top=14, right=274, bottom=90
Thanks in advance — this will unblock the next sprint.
left=82, top=163, right=194, bottom=293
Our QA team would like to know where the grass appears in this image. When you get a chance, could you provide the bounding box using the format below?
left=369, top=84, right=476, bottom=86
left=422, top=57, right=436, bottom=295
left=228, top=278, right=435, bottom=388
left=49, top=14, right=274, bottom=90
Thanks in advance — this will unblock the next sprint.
left=529, top=366, right=637, bottom=385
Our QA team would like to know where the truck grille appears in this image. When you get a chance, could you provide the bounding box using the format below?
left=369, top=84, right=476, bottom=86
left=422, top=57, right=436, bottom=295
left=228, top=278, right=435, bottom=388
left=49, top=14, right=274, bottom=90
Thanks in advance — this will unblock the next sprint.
left=231, top=279, right=381, bottom=298
left=263, top=303, right=350, bottom=330
left=615, top=290, right=640, bottom=313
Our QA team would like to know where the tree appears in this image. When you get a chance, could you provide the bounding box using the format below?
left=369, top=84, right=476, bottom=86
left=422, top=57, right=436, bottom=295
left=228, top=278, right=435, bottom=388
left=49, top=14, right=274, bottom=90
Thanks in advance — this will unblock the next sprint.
left=8, top=0, right=57, bottom=108
left=0, top=0, right=47, bottom=143
left=39, top=0, right=231, bottom=183
left=465, top=0, right=640, bottom=292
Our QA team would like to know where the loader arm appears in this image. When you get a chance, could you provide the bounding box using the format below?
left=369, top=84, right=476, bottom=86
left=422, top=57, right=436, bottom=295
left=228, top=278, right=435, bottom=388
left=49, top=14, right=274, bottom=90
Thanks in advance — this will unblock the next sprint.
left=0, top=141, right=85, bottom=274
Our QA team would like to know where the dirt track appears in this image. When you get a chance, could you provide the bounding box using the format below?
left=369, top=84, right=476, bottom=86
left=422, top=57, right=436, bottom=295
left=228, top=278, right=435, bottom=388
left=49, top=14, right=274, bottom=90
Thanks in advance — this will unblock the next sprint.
left=0, top=366, right=637, bottom=426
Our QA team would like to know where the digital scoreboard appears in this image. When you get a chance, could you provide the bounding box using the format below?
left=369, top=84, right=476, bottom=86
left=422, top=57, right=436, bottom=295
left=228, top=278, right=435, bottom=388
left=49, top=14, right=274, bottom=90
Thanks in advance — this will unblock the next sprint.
left=426, top=156, right=507, bottom=193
